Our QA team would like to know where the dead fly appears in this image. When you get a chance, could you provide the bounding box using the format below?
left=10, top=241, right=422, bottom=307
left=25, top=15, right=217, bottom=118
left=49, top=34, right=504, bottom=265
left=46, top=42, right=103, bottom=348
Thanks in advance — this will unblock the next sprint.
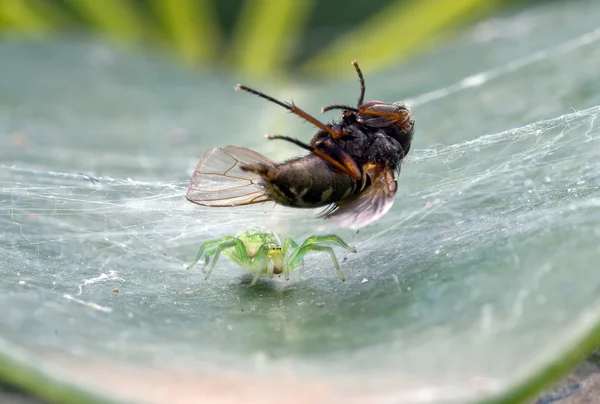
left=186, top=60, right=414, bottom=229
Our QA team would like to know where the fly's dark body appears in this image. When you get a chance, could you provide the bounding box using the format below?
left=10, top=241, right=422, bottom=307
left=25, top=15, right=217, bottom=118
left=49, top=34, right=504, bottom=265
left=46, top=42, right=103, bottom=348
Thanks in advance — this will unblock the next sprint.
left=242, top=154, right=358, bottom=208
left=242, top=114, right=413, bottom=208
left=186, top=60, right=415, bottom=229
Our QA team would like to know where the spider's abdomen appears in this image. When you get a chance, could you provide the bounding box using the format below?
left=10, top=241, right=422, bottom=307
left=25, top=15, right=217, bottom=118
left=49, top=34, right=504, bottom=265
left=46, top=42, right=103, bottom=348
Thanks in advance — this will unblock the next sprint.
left=235, top=226, right=281, bottom=258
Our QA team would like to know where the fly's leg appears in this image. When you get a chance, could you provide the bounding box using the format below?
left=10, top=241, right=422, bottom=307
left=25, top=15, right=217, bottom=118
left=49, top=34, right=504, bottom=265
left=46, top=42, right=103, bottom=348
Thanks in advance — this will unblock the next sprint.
left=311, top=137, right=362, bottom=181
left=235, top=85, right=342, bottom=139
left=264, top=135, right=362, bottom=181
left=235, top=82, right=366, bottom=180
left=287, top=235, right=357, bottom=281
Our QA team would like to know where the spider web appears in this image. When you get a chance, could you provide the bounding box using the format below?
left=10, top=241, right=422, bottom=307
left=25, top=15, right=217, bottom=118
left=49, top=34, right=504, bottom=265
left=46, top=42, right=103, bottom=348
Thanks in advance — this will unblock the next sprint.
left=1, top=2, right=600, bottom=403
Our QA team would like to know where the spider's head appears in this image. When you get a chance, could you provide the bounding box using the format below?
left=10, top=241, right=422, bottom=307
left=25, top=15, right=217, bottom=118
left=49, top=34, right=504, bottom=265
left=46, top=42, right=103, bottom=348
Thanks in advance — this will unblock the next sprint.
left=267, top=244, right=284, bottom=274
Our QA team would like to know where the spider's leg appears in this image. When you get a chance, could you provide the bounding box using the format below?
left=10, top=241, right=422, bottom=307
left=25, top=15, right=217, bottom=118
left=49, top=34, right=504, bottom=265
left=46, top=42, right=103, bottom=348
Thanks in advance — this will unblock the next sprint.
left=187, top=236, right=237, bottom=270
left=222, top=250, right=243, bottom=267
left=250, top=271, right=262, bottom=286
left=288, top=235, right=356, bottom=281
left=249, top=244, right=269, bottom=286
left=206, top=239, right=248, bottom=271
left=300, top=235, right=357, bottom=253
left=202, top=247, right=217, bottom=272
left=266, top=259, right=275, bottom=279
left=281, top=237, right=299, bottom=280
left=288, top=244, right=345, bottom=282
left=204, top=239, right=247, bottom=280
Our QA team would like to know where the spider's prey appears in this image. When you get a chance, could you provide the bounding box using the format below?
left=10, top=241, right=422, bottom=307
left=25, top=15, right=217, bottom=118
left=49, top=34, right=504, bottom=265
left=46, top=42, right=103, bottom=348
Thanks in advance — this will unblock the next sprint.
left=187, top=226, right=356, bottom=286
left=186, top=60, right=414, bottom=229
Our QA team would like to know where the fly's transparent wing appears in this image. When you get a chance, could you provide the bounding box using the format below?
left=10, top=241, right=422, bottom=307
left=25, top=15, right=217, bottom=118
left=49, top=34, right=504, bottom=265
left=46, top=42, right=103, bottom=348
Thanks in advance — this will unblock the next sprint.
left=325, top=164, right=398, bottom=229
left=186, top=146, right=274, bottom=207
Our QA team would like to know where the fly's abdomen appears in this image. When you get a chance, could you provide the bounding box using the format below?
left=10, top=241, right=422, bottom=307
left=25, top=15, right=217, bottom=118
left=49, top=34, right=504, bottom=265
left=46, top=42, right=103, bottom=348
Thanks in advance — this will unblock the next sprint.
left=242, top=155, right=357, bottom=208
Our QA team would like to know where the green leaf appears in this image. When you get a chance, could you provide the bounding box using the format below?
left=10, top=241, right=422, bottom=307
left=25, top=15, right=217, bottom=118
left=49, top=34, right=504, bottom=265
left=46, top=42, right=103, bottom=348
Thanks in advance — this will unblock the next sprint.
left=1, top=1, right=600, bottom=402
left=229, top=0, right=314, bottom=76
left=63, top=0, right=143, bottom=43
left=0, top=0, right=56, bottom=32
left=302, top=0, right=501, bottom=76
left=152, top=0, right=221, bottom=66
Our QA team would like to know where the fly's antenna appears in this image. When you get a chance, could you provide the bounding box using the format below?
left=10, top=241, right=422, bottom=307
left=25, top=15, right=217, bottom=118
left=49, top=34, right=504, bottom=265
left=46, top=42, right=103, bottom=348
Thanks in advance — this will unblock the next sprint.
left=320, top=59, right=365, bottom=113
left=321, top=104, right=358, bottom=113
left=235, top=84, right=342, bottom=139
left=352, top=60, right=365, bottom=107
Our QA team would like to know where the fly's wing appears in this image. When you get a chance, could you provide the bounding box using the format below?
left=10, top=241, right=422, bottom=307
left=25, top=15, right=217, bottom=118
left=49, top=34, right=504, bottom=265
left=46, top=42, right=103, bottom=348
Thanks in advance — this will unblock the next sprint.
left=186, top=145, right=273, bottom=207
left=325, top=163, right=398, bottom=229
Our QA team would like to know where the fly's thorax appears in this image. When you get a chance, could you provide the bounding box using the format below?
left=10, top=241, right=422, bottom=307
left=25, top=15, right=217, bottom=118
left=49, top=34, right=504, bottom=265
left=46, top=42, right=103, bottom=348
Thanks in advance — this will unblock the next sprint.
left=236, top=227, right=281, bottom=258
left=266, top=244, right=284, bottom=274
left=338, top=124, right=373, bottom=160
left=341, top=124, right=407, bottom=172
left=260, top=154, right=358, bottom=208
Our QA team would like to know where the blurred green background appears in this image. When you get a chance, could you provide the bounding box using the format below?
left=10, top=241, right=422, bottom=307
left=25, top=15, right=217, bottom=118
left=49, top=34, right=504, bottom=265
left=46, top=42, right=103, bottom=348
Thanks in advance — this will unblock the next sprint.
left=0, top=0, right=531, bottom=79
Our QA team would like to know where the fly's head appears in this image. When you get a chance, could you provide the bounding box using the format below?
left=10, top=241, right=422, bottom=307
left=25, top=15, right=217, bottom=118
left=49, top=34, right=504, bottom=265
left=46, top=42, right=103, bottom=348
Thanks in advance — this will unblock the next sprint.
left=356, top=101, right=412, bottom=129
left=319, top=60, right=414, bottom=158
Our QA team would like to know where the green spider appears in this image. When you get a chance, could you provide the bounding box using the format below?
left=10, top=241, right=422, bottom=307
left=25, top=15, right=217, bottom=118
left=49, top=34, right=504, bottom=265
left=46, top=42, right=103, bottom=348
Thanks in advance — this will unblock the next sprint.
left=187, top=226, right=357, bottom=285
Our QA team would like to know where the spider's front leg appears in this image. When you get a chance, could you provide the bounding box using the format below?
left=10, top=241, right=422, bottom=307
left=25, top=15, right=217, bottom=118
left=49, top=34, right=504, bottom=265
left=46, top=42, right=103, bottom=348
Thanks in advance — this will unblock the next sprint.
left=187, top=235, right=247, bottom=279
left=201, top=238, right=252, bottom=280
left=187, top=236, right=238, bottom=270
left=204, top=238, right=249, bottom=272
left=281, top=237, right=299, bottom=280
left=287, top=235, right=357, bottom=282
left=249, top=244, right=270, bottom=286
